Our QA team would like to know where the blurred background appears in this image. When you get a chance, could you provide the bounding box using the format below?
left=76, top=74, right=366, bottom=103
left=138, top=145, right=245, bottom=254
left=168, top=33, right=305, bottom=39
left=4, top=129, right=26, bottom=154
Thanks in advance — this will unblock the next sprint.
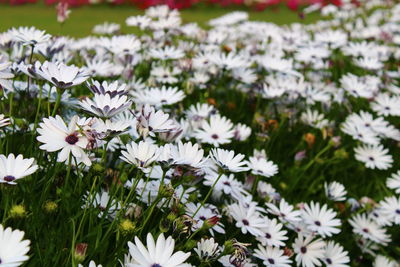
left=0, top=0, right=343, bottom=37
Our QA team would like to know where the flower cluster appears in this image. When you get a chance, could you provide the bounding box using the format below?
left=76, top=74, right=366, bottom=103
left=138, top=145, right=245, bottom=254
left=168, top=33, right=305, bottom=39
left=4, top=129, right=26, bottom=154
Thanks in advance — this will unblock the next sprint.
left=1, top=1, right=400, bottom=266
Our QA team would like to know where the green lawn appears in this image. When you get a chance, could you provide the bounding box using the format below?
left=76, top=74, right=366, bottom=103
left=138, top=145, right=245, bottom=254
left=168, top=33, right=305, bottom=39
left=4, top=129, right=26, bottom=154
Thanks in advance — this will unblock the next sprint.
left=0, top=3, right=320, bottom=37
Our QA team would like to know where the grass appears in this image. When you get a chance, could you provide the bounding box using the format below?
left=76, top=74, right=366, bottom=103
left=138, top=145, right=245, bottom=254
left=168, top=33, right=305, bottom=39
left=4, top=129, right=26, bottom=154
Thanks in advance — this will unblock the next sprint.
left=0, top=2, right=321, bottom=37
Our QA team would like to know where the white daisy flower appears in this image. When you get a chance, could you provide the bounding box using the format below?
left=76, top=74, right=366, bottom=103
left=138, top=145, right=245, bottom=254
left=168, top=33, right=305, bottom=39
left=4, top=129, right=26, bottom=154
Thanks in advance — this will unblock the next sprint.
left=120, top=141, right=159, bottom=170
left=194, top=238, right=220, bottom=260
left=9, top=26, right=51, bottom=46
left=247, top=156, right=278, bottom=178
left=354, top=144, right=393, bottom=170
left=210, top=148, right=249, bottom=173
left=371, top=93, right=400, bottom=117
left=379, top=196, right=400, bottom=225
left=170, top=141, right=207, bottom=169
left=373, top=255, right=399, bottom=267
left=254, top=245, right=292, bottom=267
left=0, top=61, right=14, bottom=93
left=349, top=213, right=391, bottom=245
left=266, top=198, right=302, bottom=223
left=323, top=241, right=350, bottom=267
left=203, top=172, right=248, bottom=200
left=0, top=154, right=38, bottom=185
left=136, top=105, right=176, bottom=138
left=324, top=181, right=347, bottom=201
left=149, top=46, right=184, bottom=60
left=132, top=86, right=185, bottom=107
left=80, top=94, right=131, bottom=118
left=87, top=80, right=128, bottom=97
left=194, top=114, right=234, bottom=147
left=35, top=61, right=89, bottom=89
left=0, top=114, right=11, bottom=128
left=92, top=22, right=120, bottom=35
left=126, top=233, right=190, bottom=267
left=387, top=170, right=400, bottom=194
left=301, top=201, right=341, bottom=237
left=293, top=234, right=325, bottom=267
left=78, top=260, right=103, bottom=267
left=36, top=115, right=91, bottom=166
left=228, top=202, right=267, bottom=237
left=301, top=109, right=330, bottom=129
left=257, top=218, right=288, bottom=247
left=233, top=123, right=252, bottom=141
left=0, top=224, right=31, bottom=266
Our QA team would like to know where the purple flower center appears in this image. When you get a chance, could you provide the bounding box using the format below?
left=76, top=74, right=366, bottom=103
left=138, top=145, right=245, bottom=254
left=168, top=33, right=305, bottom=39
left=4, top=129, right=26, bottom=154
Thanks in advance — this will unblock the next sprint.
left=268, top=258, right=275, bottom=264
left=265, top=233, right=271, bottom=239
left=4, top=175, right=15, bottom=182
left=300, top=246, right=307, bottom=254
left=211, top=134, right=219, bottom=139
left=326, top=258, right=332, bottom=264
left=65, top=133, right=79, bottom=145
left=314, top=220, right=321, bottom=226
left=242, top=219, right=249, bottom=226
left=151, top=264, right=162, bottom=267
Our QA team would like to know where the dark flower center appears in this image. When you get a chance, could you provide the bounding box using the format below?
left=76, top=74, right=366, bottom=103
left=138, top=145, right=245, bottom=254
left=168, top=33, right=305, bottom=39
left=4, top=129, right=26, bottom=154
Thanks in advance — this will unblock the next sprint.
left=396, top=209, right=400, bottom=214
left=200, top=216, right=206, bottom=220
left=368, top=156, right=374, bottom=161
left=151, top=264, right=162, bottom=267
left=300, top=246, right=307, bottom=254
left=326, top=258, right=332, bottom=264
left=65, top=133, right=79, bottom=145
left=242, top=219, right=249, bottom=226
left=4, top=175, right=15, bottom=182
left=265, top=233, right=271, bottom=239
left=314, top=220, right=321, bottom=226
left=211, top=134, right=219, bottom=139
left=362, top=228, right=369, bottom=233
left=268, top=258, right=275, bottom=264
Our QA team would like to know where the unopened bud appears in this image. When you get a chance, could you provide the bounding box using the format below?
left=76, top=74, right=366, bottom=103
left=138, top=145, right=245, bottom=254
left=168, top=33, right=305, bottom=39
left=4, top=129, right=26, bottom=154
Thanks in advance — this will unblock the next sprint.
left=204, top=216, right=220, bottom=229
left=43, top=201, right=58, bottom=213
left=10, top=204, right=27, bottom=218
left=73, top=243, right=88, bottom=263
left=119, top=219, right=135, bottom=234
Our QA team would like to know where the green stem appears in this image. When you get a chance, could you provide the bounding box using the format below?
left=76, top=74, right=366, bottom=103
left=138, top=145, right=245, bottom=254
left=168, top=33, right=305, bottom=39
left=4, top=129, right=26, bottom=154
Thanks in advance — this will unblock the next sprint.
left=33, top=84, right=43, bottom=131
left=26, top=44, right=35, bottom=93
left=52, top=88, right=62, bottom=117
left=193, top=173, right=223, bottom=217
left=8, top=92, right=13, bottom=117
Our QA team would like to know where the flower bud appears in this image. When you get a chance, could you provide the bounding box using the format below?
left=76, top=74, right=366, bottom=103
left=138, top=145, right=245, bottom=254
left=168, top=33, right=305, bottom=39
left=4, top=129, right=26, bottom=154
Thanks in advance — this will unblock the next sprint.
left=43, top=201, right=58, bottom=213
left=334, top=149, right=348, bottom=159
left=304, top=133, right=315, bottom=148
left=159, top=218, right=170, bottom=233
left=204, top=216, right=220, bottom=229
left=10, top=204, right=27, bottom=218
left=73, top=243, right=88, bottom=263
left=119, top=219, right=135, bottom=234
left=92, top=163, right=105, bottom=173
